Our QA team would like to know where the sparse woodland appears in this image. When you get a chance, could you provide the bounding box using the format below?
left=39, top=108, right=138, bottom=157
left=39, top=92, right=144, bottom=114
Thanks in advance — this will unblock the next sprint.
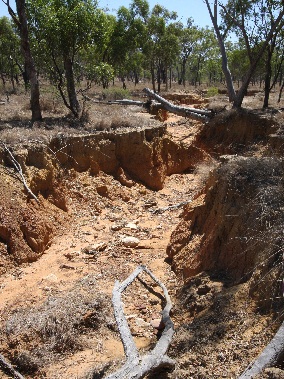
left=0, top=1, right=283, bottom=379
left=0, top=0, right=284, bottom=120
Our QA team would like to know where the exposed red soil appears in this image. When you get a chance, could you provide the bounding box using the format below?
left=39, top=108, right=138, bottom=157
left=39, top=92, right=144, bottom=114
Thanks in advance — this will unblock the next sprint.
left=0, top=89, right=283, bottom=378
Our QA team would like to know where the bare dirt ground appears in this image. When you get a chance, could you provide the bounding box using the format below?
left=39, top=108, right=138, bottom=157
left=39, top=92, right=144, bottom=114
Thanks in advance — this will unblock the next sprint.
left=0, top=84, right=283, bottom=378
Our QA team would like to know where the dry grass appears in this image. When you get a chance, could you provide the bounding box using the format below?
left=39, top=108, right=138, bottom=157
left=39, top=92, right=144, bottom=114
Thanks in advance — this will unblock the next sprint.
left=217, top=157, right=284, bottom=311
left=4, top=275, right=111, bottom=374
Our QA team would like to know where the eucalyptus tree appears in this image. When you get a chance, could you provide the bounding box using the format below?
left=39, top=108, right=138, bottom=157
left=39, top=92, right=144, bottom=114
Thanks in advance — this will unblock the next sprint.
left=258, top=1, right=284, bottom=107
left=0, top=16, right=21, bottom=91
left=177, top=18, right=200, bottom=87
left=106, top=0, right=179, bottom=91
left=106, top=3, right=145, bottom=85
left=2, top=0, right=42, bottom=121
left=156, top=21, right=181, bottom=90
left=143, top=4, right=179, bottom=92
left=27, top=0, right=104, bottom=117
left=191, top=27, right=219, bottom=86
left=205, top=0, right=284, bottom=108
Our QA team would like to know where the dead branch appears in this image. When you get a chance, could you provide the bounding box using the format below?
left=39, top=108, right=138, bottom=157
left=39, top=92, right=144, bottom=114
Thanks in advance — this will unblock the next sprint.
left=105, top=265, right=175, bottom=379
left=82, top=94, right=145, bottom=106
left=238, top=320, right=284, bottom=378
left=106, top=99, right=145, bottom=106
left=2, top=143, right=39, bottom=203
left=143, top=87, right=214, bottom=120
left=0, top=353, right=25, bottom=379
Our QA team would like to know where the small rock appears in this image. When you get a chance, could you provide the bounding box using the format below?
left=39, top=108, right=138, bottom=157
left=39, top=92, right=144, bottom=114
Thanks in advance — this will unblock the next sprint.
left=126, top=314, right=138, bottom=319
left=81, top=242, right=107, bottom=254
left=135, top=318, right=150, bottom=327
left=125, top=222, right=138, bottom=230
left=43, top=274, right=58, bottom=283
left=111, top=223, right=125, bottom=231
left=150, top=318, right=165, bottom=330
left=135, top=303, right=147, bottom=310
left=144, top=200, right=157, bottom=208
left=121, top=236, right=140, bottom=248
left=96, top=185, right=108, bottom=197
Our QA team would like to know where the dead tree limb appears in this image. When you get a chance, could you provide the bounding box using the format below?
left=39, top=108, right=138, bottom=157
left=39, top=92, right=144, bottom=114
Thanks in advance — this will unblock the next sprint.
left=2, top=143, right=39, bottom=203
left=105, top=99, right=145, bottom=106
left=143, top=87, right=214, bottom=120
left=238, top=320, right=284, bottom=378
left=82, top=94, right=145, bottom=106
left=0, top=353, right=25, bottom=379
left=105, top=265, right=175, bottom=379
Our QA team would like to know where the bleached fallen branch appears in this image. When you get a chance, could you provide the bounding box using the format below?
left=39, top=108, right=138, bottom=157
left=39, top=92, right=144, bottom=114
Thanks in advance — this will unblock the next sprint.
left=82, top=94, right=145, bottom=106
left=2, top=143, right=39, bottom=203
left=0, top=353, right=25, bottom=379
left=238, top=320, right=284, bottom=378
left=143, top=87, right=214, bottom=120
left=105, top=265, right=175, bottom=379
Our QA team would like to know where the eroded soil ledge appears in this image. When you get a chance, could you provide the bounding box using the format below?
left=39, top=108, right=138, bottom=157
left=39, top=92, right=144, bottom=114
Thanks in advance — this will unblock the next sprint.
left=0, top=101, right=283, bottom=378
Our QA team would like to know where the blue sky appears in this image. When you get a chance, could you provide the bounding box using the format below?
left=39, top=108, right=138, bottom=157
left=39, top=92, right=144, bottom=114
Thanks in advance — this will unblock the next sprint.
left=0, top=0, right=213, bottom=28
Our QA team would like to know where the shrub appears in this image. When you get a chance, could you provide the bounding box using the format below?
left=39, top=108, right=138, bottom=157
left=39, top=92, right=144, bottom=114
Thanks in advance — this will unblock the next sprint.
left=207, top=87, right=219, bottom=97
left=102, top=88, right=131, bottom=101
left=5, top=275, right=110, bottom=373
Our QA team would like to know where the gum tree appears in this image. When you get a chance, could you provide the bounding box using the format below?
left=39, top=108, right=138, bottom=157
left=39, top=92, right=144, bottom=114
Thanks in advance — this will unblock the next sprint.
left=205, top=0, right=284, bottom=108
left=2, top=0, right=42, bottom=121
left=0, top=16, right=21, bottom=91
left=27, top=0, right=104, bottom=118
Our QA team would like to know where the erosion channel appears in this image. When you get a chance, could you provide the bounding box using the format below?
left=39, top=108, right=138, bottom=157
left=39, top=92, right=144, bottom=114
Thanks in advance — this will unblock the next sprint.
left=0, top=97, right=283, bottom=379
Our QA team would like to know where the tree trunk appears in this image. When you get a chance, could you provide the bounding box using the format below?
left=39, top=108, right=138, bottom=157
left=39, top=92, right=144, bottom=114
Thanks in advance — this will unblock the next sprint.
left=63, top=55, right=81, bottom=118
left=165, top=65, right=168, bottom=91
left=157, top=63, right=161, bottom=93
left=205, top=0, right=284, bottom=108
left=0, top=73, right=5, bottom=88
left=150, top=62, right=156, bottom=92
left=205, top=0, right=236, bottom=102
left=16, top=0, right=42, bottom=122
left=263, top=36, right=276, bottom=109
left=263, top=48, right=272, bottom=108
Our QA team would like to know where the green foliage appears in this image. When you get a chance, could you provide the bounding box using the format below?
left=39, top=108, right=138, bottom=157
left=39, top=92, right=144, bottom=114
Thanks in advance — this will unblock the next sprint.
left=207, top=87, right=219, bottom=97
left=87, top=62, right=115, bottom=89
left=27, top=0, right=107, bottom=116
left=0, top=16, right=22, bottom=89
left=1, top=0, right=282, bottom=99
left=102, top=87, right=130, bottom=100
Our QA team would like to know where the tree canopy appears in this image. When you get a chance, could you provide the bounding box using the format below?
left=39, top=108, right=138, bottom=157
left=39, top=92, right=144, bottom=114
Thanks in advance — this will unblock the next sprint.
left=1, top=0, right=284, bottom=119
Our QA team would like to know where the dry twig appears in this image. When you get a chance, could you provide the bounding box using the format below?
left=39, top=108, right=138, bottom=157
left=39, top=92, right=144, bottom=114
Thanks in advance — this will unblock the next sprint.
left=2, top=143, right=39, bottom=203
left=0, top=353, right=25, bottom=379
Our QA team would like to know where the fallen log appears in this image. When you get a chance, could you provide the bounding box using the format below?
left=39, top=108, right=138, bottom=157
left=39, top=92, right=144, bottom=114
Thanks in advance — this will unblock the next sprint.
left=238, top=320, right=284, bottom=378
left=143, top=87, right=214, bottom=120
left=105, top=265, right=175, bottom=379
